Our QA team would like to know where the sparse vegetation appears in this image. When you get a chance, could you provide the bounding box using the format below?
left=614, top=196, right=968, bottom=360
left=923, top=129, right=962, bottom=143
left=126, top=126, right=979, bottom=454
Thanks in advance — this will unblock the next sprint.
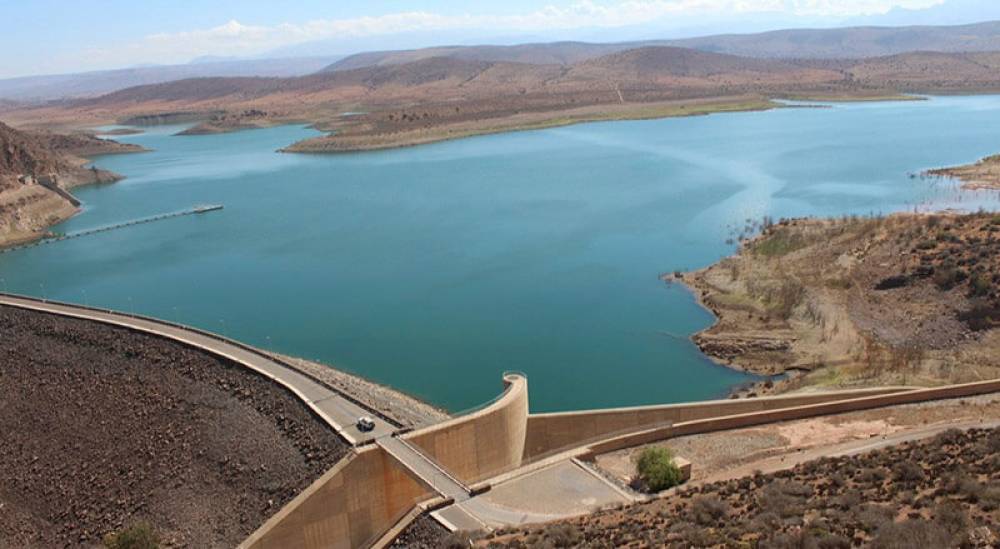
left=103, top=522, right=158, bottom=549
left=483, top=427, right=1000, bottom=548
left=632, top=447, right=684, bottom=492
left=751, top=227, right=809, bottom=257
left=685, top=212, right=1000, bottom=391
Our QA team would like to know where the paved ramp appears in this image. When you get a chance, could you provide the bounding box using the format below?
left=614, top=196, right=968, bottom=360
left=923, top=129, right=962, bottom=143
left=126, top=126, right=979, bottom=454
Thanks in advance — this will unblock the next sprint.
left=432, top=459, right=632, bottom=531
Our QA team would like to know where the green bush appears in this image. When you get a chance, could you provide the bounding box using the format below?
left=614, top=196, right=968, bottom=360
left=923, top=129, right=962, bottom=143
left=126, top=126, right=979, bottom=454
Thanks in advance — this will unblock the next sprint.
left=104, top=522, right=158, bottom=549
left=634, top=447, right=684, bottom=492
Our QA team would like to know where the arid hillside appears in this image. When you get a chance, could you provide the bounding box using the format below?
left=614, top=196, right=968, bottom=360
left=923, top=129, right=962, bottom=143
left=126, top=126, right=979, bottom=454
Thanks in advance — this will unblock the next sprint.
left=323, top=41, right=652, bottom=72
left=928, top=153, right=1000, bottom=190
left=482, top=426, right=1000, bottom=548
left=683, top=213, right=1000, bottom=395
left=0, top=57, right=340, bottom=102
left=844, top=51, right=1000, bottom=92
left=0, top=121, right=141, bottom=247
left=5, top=21, right=998, bottom=104
left=8, top=46, right=1000, bottom=153
left=0, top=305, right=347, bottom=547
left=673, top=20, right=1000, bottom=58
left=324, top=21, right=1000, bottom=71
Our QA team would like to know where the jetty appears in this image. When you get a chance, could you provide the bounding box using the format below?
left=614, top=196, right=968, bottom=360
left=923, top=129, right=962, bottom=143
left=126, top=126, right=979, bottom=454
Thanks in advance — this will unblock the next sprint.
left=0, top=204, right=223, bottom=254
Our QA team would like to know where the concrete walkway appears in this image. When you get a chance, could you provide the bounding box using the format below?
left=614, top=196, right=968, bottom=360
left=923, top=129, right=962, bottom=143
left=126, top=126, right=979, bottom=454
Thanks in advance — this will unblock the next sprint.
left=431, top=458, right=632, bottom=532
left=374, top=435, right=493, bottom=532
left=376, top=436, right=470, bottom=501
left=0, top=293, right=394, bottom=445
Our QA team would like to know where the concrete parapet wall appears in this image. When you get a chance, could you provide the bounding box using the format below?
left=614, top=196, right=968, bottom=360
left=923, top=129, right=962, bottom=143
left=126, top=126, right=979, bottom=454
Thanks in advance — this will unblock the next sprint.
left=404, top=374, right=529, bottom=485
left=582, top=378, right=1000, bottom=457
left=524, top=386, right=913, bottom=460
left=241, top=446, right=432, bottom=549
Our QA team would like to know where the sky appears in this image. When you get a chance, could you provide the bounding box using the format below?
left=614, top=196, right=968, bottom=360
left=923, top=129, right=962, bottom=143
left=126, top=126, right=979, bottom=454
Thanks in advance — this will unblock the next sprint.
left=1, top=0, right=998, bottom=79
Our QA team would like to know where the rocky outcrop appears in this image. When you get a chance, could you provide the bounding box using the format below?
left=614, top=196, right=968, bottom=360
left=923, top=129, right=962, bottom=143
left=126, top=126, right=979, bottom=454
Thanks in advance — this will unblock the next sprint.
left=691, top=333, right=794, bottom=364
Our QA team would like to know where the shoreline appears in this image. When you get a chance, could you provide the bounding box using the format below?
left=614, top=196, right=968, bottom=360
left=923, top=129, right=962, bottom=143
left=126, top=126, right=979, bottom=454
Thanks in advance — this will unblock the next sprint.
left=30, top=91, right=941, bottom=156
left=924, top=153, right=1000, bottom=191
left=280, top=97, right=781, bottom=154
left=0, top=136, right=149, bottom=250
left=674, top=212, right=1000, bottom=397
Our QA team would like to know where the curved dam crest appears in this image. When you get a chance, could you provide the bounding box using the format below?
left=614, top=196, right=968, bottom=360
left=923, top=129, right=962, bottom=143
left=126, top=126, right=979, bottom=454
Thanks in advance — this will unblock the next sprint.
left=3, top=96, right=1000, bottom=412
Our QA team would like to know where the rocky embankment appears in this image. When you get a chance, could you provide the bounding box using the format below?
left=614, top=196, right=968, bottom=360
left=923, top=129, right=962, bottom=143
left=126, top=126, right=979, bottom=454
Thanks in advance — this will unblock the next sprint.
left=275, top=353, right=449, bottom=429
left=0, top=120, right=143, bottom=247
left=926, top=154, right=1000, bottom=190
left=680, top=214, right=1000, bottom=394
left=0, top=305, right=348, bottom=547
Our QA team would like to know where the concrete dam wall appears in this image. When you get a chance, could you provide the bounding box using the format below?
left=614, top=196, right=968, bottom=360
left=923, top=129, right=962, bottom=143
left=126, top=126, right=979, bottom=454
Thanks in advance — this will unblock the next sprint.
left=404, top=373, right=529, bottom=486
left=522, top=386, right=913, bottom=461
left=240, top=446, right=432, bottom=549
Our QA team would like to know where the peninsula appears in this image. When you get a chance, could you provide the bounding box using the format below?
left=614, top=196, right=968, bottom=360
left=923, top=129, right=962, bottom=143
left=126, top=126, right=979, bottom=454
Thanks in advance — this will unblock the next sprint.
left=679, top=213, right=1000, bottom=394
left=927, top=153, right=1000, bottom=190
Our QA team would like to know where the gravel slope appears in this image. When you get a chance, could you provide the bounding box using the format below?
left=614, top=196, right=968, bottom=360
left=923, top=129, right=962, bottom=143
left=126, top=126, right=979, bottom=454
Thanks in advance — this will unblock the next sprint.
left=0, top=305, right=348, bottom=548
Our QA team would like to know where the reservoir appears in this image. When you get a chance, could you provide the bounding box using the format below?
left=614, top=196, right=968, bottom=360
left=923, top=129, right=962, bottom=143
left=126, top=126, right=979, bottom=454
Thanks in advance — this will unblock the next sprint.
left=3, top=96, right=1000, bottom=412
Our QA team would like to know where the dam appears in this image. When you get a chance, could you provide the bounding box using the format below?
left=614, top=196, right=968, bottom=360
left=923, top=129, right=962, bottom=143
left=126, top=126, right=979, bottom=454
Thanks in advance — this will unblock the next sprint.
left=3, top=97, right=1000, bottom=412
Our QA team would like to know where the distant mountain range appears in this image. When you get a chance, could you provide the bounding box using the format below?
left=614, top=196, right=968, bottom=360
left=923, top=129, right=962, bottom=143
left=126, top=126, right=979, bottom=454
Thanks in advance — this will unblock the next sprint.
left=4, top=21, right=1000, bottom=103
left=0, top=57, right=341, bottom=102
left=321, top=20, right=1000, bottom=73
left=16, top=45, right=1000, bottom=135
left=671, top=20, right=1000, bottom=58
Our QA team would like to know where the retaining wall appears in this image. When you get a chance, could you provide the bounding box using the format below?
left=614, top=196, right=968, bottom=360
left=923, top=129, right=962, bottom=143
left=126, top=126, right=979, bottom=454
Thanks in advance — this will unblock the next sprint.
left=240, top=446, right=432, bottom=549
left=581, top=378, right=1000, bottom=457
left=524, top=386, right=913, bottom=460
left=403, top=374, right=529, bottom=485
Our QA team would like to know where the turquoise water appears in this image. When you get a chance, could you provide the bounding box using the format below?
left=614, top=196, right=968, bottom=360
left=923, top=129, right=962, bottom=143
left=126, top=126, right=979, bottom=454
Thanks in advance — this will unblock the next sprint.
left=3, top=96, right=1000, bottom=412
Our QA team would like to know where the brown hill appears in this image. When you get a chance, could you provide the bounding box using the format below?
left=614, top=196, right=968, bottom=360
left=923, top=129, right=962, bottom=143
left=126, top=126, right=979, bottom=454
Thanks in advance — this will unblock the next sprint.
left=10, top=46, right=1000, bottom=153
left=0, top=121, right=142, bottom=248
left=672, top=20, right=1000, bottom=59
left=63, top=47, right=837, bottom=114
left=0, top=121, right=73, bottom=177
left=5, top=21, right=1000, bottom=104
left=574, top=46, right=797, bottom=76
left=83, top=57, right=554, bottom=107
left=321, top=21, right=1000, bottom=75
left=0, top=120, right=141, bottom=180
left=323, top=41, right=657, bottom=72
left=0, top=57, right=340, bottom=102
left=562, top=46, right=841, bottom=89
left=845, top=51, right=1000, bottom=92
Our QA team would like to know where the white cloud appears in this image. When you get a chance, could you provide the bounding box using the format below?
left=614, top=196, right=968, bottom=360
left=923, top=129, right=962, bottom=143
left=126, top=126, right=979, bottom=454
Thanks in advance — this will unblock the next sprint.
left=62, top=0, right=945, bottom=70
